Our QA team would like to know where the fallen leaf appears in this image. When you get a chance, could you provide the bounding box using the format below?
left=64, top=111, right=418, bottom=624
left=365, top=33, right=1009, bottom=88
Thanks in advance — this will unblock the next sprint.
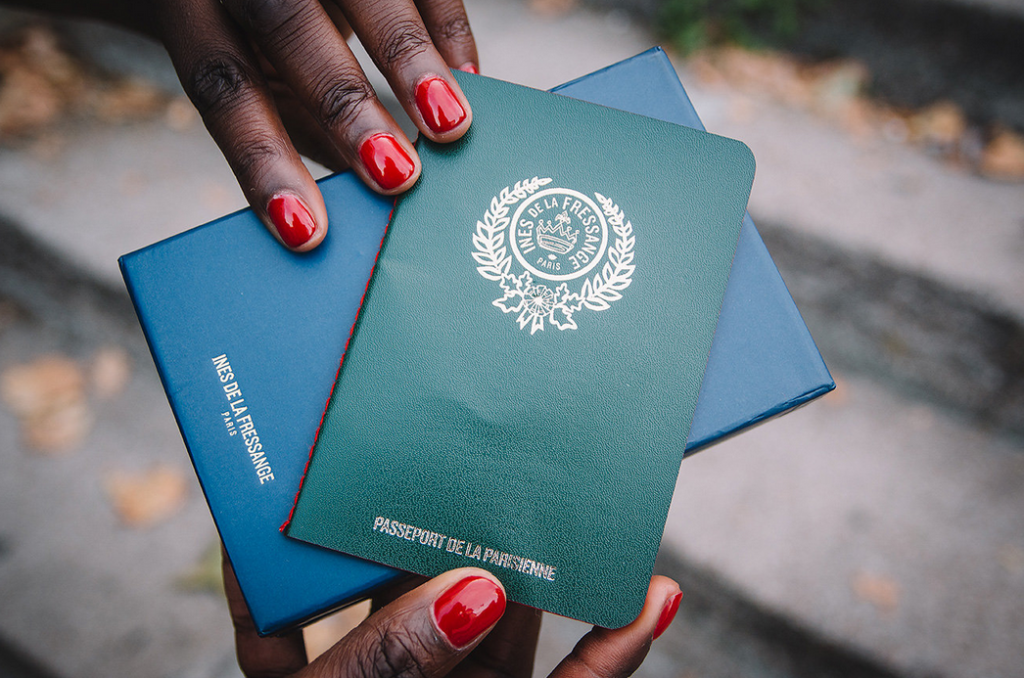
left=165, top=96, right=198, bottom=131
left=1, top=354, right=84, bottom=416
left=0, top=25, right=86, bottom=137
left=0, top=24, right=168, bottom=139
left=680, top=47, right=1022, bottom=179
left=909, top=101, right=966, bottom=148
left=809, top=60, right=869, bottom=116
left=0, top=66, right=63, bottom=135
left=980, top=128, right=1024, bottom=181
left=105, top=465, right=189, bottom=527
left=528, top=0, right=578, bottom=17
left=90, top=346, right=132, bottom=400
left=1, top=354, right=92, bottom=453
left=838, top=98, right=877, bottom=139
left=851, top=571, right=900, bottom=614
left=90, top=79, right=166, bottom=123
left=23, top=399, right=93, bottom=452
left=688, top=51, right=725, bottom=86
left=19, top=26, right=79, bottom=88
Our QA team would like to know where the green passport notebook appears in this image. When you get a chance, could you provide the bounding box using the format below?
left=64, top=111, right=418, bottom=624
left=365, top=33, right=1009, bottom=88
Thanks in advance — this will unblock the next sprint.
left=286, top=72, right=755, bottom=628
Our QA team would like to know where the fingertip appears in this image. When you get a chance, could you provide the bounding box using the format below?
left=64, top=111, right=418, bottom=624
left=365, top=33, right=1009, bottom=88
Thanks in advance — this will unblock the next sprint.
left=357, top=132, right=421, bottom=194
left=413, top=73, right=472, bottom=143
left=649, top=574, right=681, bottom=598
left=548, top=577, right=679, bottom=678
left=431, top=568, right=507, bottom=650
left=307, top=568, right=503, bottom=677
left=645, top=576, right=682, bottom=640
left=653, top=590, right=682, bottom=640
left=264, top=192, right=327, bottom=252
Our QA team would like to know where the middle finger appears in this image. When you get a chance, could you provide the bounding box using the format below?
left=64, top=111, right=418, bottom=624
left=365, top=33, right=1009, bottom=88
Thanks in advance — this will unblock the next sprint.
left=336, top=0, right=473, bottom=142
left=220, top=0, right=420, bottom=193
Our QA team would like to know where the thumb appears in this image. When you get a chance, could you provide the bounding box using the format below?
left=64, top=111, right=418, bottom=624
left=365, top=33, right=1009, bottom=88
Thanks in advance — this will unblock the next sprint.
left=308, top=568, right=506, bottom=677
left=549, top=575, right=682, bottom=678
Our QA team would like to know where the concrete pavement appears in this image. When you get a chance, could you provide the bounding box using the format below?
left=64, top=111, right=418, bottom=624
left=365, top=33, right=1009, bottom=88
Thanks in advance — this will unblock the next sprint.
left=0, top=0, right=1022, bottom=677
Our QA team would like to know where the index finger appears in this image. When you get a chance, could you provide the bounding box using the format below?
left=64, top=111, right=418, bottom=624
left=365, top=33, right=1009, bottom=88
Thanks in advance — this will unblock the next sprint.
left=159, top=0, right=328, bottom=251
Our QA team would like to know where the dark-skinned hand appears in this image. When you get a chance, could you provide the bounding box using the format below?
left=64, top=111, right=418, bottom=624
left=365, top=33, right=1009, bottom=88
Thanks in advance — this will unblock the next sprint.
left=224, top=556, right=683, bottom=678
left=15, top=0, right=478, bottom=250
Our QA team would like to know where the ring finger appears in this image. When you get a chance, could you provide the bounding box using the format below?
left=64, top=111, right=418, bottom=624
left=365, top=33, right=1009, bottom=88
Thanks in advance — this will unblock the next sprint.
left=219, top=0, right=421, bottom=194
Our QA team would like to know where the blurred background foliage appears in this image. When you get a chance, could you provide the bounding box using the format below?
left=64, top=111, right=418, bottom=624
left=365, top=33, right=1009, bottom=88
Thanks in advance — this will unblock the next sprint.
left=658, top=0, right=828, bottom=53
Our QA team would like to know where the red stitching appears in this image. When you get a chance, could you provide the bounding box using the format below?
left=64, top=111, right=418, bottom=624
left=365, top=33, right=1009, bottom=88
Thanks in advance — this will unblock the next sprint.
left=281, top=196, right=399, bottom=532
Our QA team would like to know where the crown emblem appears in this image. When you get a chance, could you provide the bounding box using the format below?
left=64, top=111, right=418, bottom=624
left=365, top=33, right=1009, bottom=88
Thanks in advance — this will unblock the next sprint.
left=475, top=180, right=634, bottom=334
left=536, top=211, right=578, bottom=255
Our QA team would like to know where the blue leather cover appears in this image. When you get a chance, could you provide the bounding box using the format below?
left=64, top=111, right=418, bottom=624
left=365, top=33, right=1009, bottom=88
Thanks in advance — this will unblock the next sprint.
left=551, top=52, right=834, bottom=452
left=118, top=47, right=832, bottom=636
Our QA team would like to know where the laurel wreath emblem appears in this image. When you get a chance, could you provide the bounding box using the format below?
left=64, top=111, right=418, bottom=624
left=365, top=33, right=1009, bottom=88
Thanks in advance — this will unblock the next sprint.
left=472, top=177, right=635, bottom=334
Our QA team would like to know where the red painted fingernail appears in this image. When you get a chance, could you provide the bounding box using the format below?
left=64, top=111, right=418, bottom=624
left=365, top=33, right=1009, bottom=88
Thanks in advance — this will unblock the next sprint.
left=458, top=62, right=479, bottom=74
left=416, top=76, right=467, bottom=134
left=653, top=591, right=682, bottom=640
left=358, top=133, right=416, bottom=191
left=432, top=576, right=505, bottom=648
left=267, top=194, right=316, bottom=248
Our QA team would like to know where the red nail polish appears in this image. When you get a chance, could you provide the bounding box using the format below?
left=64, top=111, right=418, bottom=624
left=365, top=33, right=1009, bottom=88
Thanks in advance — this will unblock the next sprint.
left=267, top=194, right=315, bottom=248
left=458, top=63, right=478, bottom=74
left=653, top=591, right=682, bottom=640
left=416, top=77, right=467, bottom=134
left=432, top=576, right=505, bottom=648
left=358, top=133, right=416, bottom=191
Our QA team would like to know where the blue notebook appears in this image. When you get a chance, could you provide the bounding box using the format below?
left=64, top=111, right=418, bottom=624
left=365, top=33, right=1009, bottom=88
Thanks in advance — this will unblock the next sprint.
left=119, top=47, right=833, bottom=636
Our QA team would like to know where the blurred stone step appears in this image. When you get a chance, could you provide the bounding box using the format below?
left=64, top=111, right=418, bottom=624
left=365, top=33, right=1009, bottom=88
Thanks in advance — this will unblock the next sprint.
left=659, top=373, right=1024, bottom=678
left=585, top=0, right=1024, bottom=133
left=676, top=71, right=1024, bottom=435
left=0, top=3, right=1023, bottom=678
left=2, top=0, right=1021, bottom=436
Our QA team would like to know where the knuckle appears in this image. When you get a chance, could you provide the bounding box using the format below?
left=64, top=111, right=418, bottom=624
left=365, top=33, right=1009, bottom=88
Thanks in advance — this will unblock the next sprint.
left=565, top=640, right=644, bottom=678
left=186, top=53, right=256, bottom=118
left=230, top=130, right=288, bottom=184
left=376, top=18, right=432, bottom=66
left=435, top=15, right=474, bottom=46
left=354, top=624, right=434, bottom=678
left=230, top=0, right=302, bottom=36
left=313, top=74, right=376, bottom=131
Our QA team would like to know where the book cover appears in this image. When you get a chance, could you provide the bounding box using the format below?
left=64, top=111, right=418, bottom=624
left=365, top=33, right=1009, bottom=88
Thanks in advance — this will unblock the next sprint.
left=119, top=174, right=405, bottom=637
left=285, top=71, right=756, bottom=627
left=119, top=47, right=832, bottom=636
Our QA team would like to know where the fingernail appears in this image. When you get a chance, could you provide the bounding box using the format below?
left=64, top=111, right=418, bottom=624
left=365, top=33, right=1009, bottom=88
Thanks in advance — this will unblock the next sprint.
left=415, top=76, right=467, bottom=134
left=653, top=591, right=682, bottom=640
left=432, top=576, right=505, bottom=649
left=267, top=194, right=316, bottom=248
left=458, top=62, right=478, bottom=74
left=358, top=133, right=416, bottom=191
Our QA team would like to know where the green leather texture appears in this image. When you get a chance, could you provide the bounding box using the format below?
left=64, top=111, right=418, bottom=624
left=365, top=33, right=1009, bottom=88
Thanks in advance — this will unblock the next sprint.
left=287, top=71, right=755, bottom=628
